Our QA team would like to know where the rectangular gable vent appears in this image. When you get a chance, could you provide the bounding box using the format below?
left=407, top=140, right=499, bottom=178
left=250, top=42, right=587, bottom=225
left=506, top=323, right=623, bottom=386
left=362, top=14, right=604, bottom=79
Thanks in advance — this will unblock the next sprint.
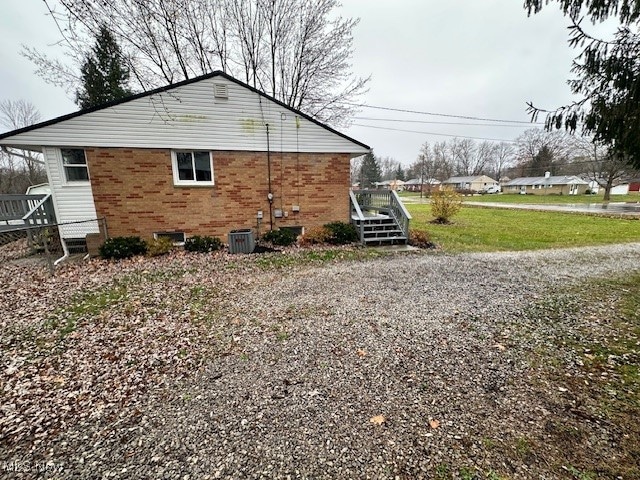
left=213, top=83, right=229, bottom=99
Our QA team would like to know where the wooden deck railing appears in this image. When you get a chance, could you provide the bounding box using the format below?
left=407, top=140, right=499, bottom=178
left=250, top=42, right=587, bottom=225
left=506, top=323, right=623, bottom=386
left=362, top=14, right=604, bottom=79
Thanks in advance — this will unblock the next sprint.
left=349, top=190, right=366, bottom=242
left=23, top=194, right=56, bottom=226
left=0, top=194, right=56, bottom=230
left=351, top=189, right=412, bottom=241
left=0, top=194, right=47, bottom=222
left=389, top=189, right=412, bottom=237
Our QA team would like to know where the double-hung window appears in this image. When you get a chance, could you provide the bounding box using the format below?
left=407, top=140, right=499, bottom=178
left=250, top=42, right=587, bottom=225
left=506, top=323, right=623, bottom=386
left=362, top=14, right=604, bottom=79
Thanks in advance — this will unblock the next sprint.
left=172, top=151, right=214, bottom=186
left=61, top=148, right=89, bottom=182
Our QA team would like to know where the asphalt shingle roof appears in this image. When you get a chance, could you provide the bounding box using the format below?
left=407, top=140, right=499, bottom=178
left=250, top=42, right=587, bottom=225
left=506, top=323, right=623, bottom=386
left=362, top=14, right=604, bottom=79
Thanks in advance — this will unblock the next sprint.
left=504, top=176, right=589, bottom=187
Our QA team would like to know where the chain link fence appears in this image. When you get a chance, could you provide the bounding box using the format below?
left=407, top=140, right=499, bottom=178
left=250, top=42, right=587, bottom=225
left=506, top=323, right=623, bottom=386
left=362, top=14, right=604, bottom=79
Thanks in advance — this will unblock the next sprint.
left=0, top=218, right=108, bottom=275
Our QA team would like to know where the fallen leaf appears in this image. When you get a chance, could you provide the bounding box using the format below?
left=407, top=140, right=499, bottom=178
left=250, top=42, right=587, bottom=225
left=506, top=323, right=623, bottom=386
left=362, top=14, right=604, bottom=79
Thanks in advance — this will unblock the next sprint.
left=356, top=348, right=367, bottom=357
left=429, top=419, right=440, bottom=429
left=493, top=343, right=506, bottom=351
left=370, top=415, right=385, bottom=425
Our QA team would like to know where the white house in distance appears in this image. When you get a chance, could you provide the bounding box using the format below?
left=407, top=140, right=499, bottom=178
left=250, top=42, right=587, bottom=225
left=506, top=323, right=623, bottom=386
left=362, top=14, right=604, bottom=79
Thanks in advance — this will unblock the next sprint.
left=441, top=175, right=498, bottom=193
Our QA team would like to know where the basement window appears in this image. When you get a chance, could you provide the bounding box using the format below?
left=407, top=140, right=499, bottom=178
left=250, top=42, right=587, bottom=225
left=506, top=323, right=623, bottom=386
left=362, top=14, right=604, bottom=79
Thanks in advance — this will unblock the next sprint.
left=171, top=151, right=214, bottom=186
left=61, top=148, right=89, bottom=182
left=154, top=231, right=186, bottom=245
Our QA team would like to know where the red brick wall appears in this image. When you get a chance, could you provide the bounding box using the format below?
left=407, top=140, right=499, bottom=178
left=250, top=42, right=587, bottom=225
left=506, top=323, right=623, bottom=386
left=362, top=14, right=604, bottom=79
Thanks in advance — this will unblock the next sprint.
left=86, top=148, right=351, bottom=240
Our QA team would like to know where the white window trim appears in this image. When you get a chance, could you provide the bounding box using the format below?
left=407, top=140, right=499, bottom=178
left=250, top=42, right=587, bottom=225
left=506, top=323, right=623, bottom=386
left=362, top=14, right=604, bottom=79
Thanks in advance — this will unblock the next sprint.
left=59, top=148, right=90, bottom=185
left=171, top=150, right=215, bottom=186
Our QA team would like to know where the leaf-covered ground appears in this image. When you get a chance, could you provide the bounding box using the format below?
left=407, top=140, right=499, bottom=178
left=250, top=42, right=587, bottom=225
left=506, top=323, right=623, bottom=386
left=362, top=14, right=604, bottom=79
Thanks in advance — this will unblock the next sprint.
left=1, top=244, right=639, bottom=479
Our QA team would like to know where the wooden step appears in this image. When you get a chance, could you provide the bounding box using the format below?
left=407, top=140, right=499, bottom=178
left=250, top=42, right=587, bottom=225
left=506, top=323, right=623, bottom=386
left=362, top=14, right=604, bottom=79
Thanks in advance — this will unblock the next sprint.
left=363, top=235, right=407, bottom=244
left=363, top=224, right=400, bottom=231
left=351, top=214, right=392, bottom=221
left=363, top=229, right=404, bottom=238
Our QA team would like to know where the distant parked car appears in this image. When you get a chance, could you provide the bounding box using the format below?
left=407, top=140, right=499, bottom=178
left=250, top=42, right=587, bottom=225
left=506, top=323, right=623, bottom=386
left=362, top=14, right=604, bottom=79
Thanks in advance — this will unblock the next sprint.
left=482, top=185, right=501, bottom=194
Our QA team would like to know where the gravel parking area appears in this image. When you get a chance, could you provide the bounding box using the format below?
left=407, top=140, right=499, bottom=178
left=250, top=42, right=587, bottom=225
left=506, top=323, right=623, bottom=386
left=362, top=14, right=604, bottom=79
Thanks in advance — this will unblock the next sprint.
left=2, top=243, right=640, bottom=479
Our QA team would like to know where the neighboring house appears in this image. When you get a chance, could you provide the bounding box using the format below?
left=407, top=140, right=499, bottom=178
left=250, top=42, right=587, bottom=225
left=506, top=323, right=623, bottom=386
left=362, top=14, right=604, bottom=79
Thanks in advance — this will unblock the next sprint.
left=503, top=176, right=589, bottom=195
left=588, top=176, right=632, bottom=195
left=629, top=178, right=640, bottom=193
left=0, top=71, right=369, bottom=248
left=374, top=179, right=405, bottom=191
left=404, top=178, right=441, bottom=193
left=611, top=183, right=630, bottom=195
left=441, top=175, right=498, bottom=193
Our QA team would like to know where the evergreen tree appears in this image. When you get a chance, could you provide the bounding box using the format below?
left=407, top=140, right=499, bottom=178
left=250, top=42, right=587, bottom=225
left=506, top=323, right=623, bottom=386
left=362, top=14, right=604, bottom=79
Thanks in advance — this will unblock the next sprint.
left=394, top=163, right=406, bottom=181
left=524, top=0, right=640, bottom=168
left=360, top=151, right=381, bottom=188
left=530, top=146, right=555, bottom=176
left=76, top=26, right=132, bottom=109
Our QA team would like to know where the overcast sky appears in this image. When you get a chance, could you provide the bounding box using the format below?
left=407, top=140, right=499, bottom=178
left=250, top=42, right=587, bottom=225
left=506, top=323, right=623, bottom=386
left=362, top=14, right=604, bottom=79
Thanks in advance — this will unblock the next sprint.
left=0, top=1, right=609, bottom=166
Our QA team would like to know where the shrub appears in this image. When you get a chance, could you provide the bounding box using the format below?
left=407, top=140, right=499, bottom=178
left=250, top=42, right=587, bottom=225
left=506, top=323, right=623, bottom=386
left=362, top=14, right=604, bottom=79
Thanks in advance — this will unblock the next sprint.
left=430, top=188, right=462, bottom=224
left=262, top=228, right=297, bottom=246
left=146, top=236, right=175, bottom=257
left=184, top=235, right=222, bottom=253
left=324, top=221, right=359, bottom=244
left=99, top=236, right=147, bottom=260
left=299, top=226, right=331, bottom=246
left=409, top=229, right=436, bottom=249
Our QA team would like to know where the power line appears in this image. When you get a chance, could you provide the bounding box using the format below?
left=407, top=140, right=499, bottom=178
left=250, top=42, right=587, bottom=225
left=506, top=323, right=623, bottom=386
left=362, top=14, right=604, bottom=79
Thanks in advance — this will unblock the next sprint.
left=351, top=123, right=518, bottom=143
left=345, top=102, right=542, bottom=124
left=353, top=116, right=537, bottom=128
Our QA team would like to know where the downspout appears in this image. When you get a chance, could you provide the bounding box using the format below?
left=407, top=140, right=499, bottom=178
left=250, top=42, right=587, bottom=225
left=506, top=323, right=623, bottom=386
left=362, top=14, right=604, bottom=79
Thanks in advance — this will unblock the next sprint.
left=266, top=123, right=274, bottom=231
left=54, top=238, right=70, bottom=266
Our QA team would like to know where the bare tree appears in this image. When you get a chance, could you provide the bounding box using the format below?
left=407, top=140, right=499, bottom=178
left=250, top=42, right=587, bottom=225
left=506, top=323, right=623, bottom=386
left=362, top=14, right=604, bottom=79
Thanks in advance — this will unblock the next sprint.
left=0, top=100, right=47, bottom=193
left=25, top=0, right=369, bottom=125
left=450, top=138, right=471, bottom=176
left=433, top=141, right=453, bottom=180
left=412, top=142, right=444, bottom=197
left=475, top=141, right=497, bottom=176
left=350, top=155, right=363, bottom=186
left=575, top=138, right=636, bottom=201
left=514, top=128, right=575, bottom=176
left=488, top=142, right=514, bottom=182
left=377, top=156, right=400, bottom=182
left=449, top=138, right=493, bottom=176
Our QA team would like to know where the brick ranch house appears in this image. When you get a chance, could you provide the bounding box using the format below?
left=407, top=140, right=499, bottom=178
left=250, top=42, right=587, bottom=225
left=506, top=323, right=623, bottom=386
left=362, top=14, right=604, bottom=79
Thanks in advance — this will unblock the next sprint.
left=0, top=71, right=370, bottom=248
left=503, top=176, right=589, bottom=195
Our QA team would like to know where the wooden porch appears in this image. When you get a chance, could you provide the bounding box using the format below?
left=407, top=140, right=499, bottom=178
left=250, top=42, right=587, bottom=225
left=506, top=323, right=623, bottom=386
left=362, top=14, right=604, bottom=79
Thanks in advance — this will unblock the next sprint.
left=350, top=189, right=412, bottom=245
left=0, top=194, right=56, bottom=231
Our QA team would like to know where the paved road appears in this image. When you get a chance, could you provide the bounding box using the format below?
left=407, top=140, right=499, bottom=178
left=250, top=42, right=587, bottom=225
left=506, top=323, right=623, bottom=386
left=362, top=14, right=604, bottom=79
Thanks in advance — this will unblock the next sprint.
left=465, top=201, right=640, bottom=216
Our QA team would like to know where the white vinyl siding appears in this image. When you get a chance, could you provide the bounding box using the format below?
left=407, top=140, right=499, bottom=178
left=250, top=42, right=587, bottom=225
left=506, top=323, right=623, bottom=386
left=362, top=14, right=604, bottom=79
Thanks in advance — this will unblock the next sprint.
left=43, top=147, right=99, bottom=238
left=0, top=77, right=368, bottom=155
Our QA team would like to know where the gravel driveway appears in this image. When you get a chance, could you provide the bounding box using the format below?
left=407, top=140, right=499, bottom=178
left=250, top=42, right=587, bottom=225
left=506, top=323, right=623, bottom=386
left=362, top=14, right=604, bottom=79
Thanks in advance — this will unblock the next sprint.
left=3, top=243, right=640, bottom=479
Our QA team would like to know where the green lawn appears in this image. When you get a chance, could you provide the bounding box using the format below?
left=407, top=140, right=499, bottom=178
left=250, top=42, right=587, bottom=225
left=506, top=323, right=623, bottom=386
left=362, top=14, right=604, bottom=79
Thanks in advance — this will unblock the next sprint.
left=407, top=203, right=640, bottom=253
left=400, top=191, right=640, bottom=204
